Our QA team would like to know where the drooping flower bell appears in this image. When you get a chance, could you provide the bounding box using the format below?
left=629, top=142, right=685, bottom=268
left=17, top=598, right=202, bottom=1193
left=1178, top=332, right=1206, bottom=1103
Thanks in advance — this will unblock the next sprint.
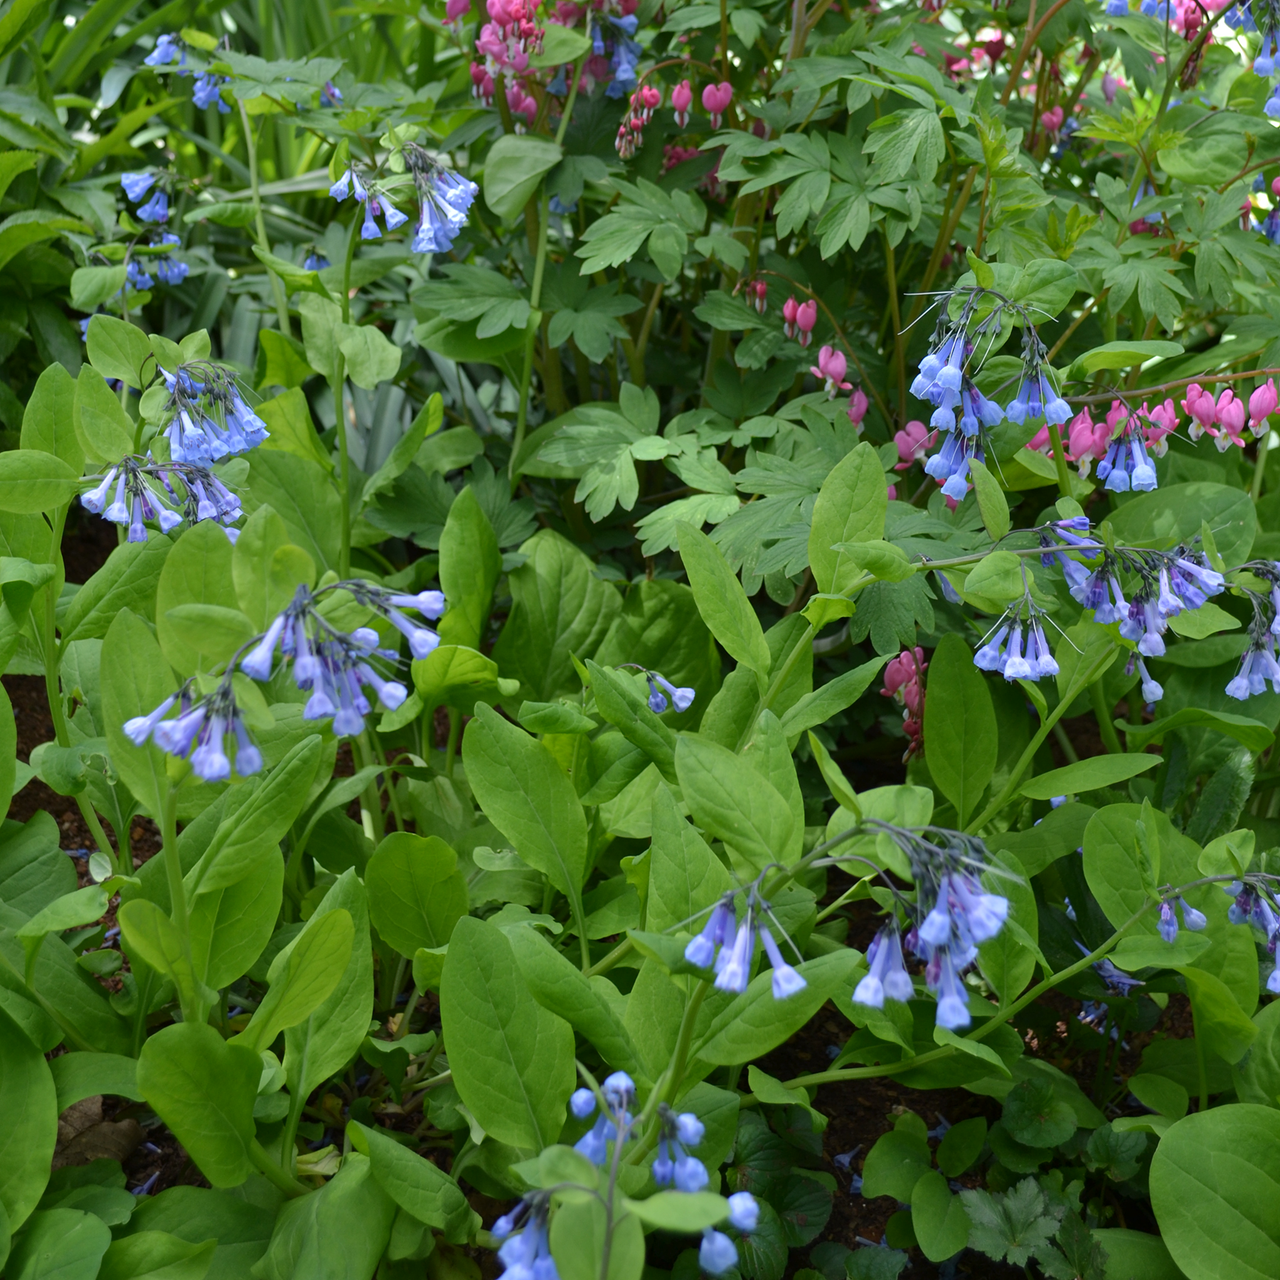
left=570, top=1072, right=635, bottom=1165
left=645, top=670, right=695, bottom=713
left=81, top=454, right=241, bottom=541
left=158, top=362, right=269, bottom=465
left=492, top=1192, right=559, bottom=1280
left=652, top=1104, right=708, bottom=1191
left=128, top=678, right=261, bottom=782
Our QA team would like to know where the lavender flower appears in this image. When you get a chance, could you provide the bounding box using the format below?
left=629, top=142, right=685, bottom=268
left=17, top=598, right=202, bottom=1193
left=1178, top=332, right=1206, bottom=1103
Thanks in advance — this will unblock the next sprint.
left=81, top=456, right=240, bottom=539
left=158, top=362, right=268, bottom=465
left=646, top=671, right=695, bottom=714
left=131, top=681, right=260, bottom=782
left=120, top=171, right=157, bottom=202
left=493, top=1194, right=559, bottom=1280
left=136, top=190, right=170, bottom=224
left=571, top=1072, right=634, bottom=1166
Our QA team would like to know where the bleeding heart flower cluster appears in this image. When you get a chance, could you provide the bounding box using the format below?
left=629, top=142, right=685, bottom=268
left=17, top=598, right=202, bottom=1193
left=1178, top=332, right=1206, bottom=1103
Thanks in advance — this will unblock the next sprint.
left=80, top=455, right=241, bottom=542
left=683, top=889, right=807, bottom=999
left=782, top=296, right=817, bottom=346
left=853, top=826, right=1011, bottom=1030
left=615, top=83, right=661, bottom=158
left=156, top=363, right=269, bottom=466
left=881, top=646, right=927, bottom=760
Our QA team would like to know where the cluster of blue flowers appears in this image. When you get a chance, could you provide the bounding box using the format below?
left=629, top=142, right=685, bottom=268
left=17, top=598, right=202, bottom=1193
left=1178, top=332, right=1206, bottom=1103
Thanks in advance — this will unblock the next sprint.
left=330, top=167, right=410, bottom=240
left=1224, top=879, right=1280, bottom=991
left=330, top=145, right=478, bottom=255
left=645, top=670, right=695, bottom=714
left=121, top=171, right=170, bottom=225
left=1034, top=520, right=1228, bottom=702
left=157, top=363, right=269, bottom=465
left=1157, top=896, right=1208, bottom=942
left=974, top=606, right=1059, bottom=683
left=1224, top=3, right=1280, bottom=116
left=592, top=14, right=642, bottom=99
left=81, top=456, right=241, bottom=542
left=913, top=303, right=1073, bottom=502
left=853, top=829, right=1010, bottom=1030
left=126, top=582, right=442, bottom=779
left=684, top=890, right=807, bottom=998
left=144, top=31, right=232, bottom=114
left=405, top=143, right=480, bottom=254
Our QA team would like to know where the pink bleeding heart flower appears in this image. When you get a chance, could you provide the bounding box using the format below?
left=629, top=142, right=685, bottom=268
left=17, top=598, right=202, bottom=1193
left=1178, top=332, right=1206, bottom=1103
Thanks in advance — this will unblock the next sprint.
left=1105, top=399, right=1130, bottom=434
left=782, top=296, right=799, bottom=338
left=886, top=481, right=897, bottom=501
left=848, top=386, right=869, bottom=430
left=1102, top=72, right=1123, bottom=104
left=794, top=299, right=817, bottom=347
left=1180, top=383, right=1217, bottom=440
left=1040, top=105, right=1065, bottom=133
left=446, top=0, right=471, bottom=22
left=672, top=79, right=693, bottom=126
left=894, top=419, right=934, bottom=469
left=640, top=84, right=662, bottom=114
left=811, top=345, right=851, bottom=398
left=1250, top=378, right=1278, bottom=435
left=1214, top=390, right=1247, bottom=449
left=1027, top=424, right=1052, bottom=453
left=702, top=82, right=733, bottom=128
left=1141, top=399, right=1178, bottom=457
left=1272, top=176, right=1280, bottom=199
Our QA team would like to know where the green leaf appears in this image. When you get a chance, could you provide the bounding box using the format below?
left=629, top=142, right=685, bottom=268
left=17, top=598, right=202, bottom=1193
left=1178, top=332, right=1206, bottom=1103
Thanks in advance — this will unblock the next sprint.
left=1119, top=707, right=1274, bottom=755
left=163, top=603, right=257, bottom=669
left=924, top=635, right=997, bottom=826
left=61, top=535, right=170, bottom=644
left=484, top=135, right=563, bottom=221
left=253, top=1153, right=395, bottom=1280
left=937, top=1117, right=987, bottom=1177
left=257, top=328, right=316, bottom=390
left=674, top=735, right=799, bottom=873
left=21, top=362, right=83, bottom=473
left=5, top=1209, right=111, bottom=1280
left=190, top=736, right=323, bottom=894
left=529, top=22, right=592, bottom=64
left=97, top=1232, right=215, bottom=1280
left=1179, top=965, right=1257, bottom=1065
left=117, top=898, right=211, bottom=1018
left=136, top=1023, right=259, bottom=1189
left=154, top=520, right=240, bottom=676
left=967, top=459, right=1010, bottom=541
left=100, top=608, right=177, bottom=820
left=624, top=1191, right=728, bottom=1231
left=0, top=449, right=78, bottom=514
left=366, top=833, right=468, bottom=957
left=862, top=107, right=945, bottom=181
left=438, top=486, right=500, bottom=651
left=861, top=1129, right=932, bottom=1202
left=347, top=1121, right=478, bottom=1243
left=85, top=315, right=152, bottom=388
left=692, top=949, right=860, bottom=1065
left=910, top=1171, right=971, bottom=1263
left=550, top=1198, right=644, bottom=1280
left=1076, top=339, right=1183, bottom=373
left=490, top=528, right=621, bottom=703
left=1105, top=481, right=1256, bottom=568
left=1002, top=1078, right=1076, bottom=1147
left=238, top=908, right=354, bottom=1052
left=807, top=442, right=887, bottom=595
left=677, top=522, right=770, bottom=680
left=73, top=365, right=135, bottom=465
left=439, top=916, right=575, bottom=1150
left=462, top=703, right=588, bottom=902
left=1150, top=1105, right=1280, bottom=1280
left=1020, top=754, right=1159, bottom=800
left=584, top=661, right=677, bottom=781
left=0, top=1005, right=57, bottom=1231
left=646, top=783, right=733, bottom=933
left=245, top=450, right=342, bottom=575
left=337, top=321, right=401, bottom=390
left=282, top=870, right=375, bottom=1105
left=48, top=1052, right=141, bottom=1111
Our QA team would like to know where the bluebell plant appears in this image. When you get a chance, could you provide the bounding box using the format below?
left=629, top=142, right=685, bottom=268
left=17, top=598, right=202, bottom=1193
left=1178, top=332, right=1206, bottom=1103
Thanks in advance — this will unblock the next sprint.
left=684, top=889, right=807, bottom=998
left=156, top=362, right=270, bottom=464
left=80, top=455, right=242, bottom=541
left=128, top=582, right=444, bottom=777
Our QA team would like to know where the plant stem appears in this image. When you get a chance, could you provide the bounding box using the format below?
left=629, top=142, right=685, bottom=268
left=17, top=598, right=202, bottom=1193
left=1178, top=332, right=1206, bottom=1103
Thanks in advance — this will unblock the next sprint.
left=1045, top=419, right=1072, bottom=498
left=510, top=186, right=550, bottom=485
left=965, top=644, right=1119, bottom=831
left=734, top=621, right=816, bottom=751
left=331, top=213, right=361, bottom=579
left=239, top=101, right=291, bottom=337
left=249, top=1139, right=311, bottom=1197
left=1253, top=427, right=1272, bottom=501
left=1091, top=680, right=1124, bottom=754
left=883, top=231, right=905, bottom=426
left=661, top=980, right=710, bottom=1104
